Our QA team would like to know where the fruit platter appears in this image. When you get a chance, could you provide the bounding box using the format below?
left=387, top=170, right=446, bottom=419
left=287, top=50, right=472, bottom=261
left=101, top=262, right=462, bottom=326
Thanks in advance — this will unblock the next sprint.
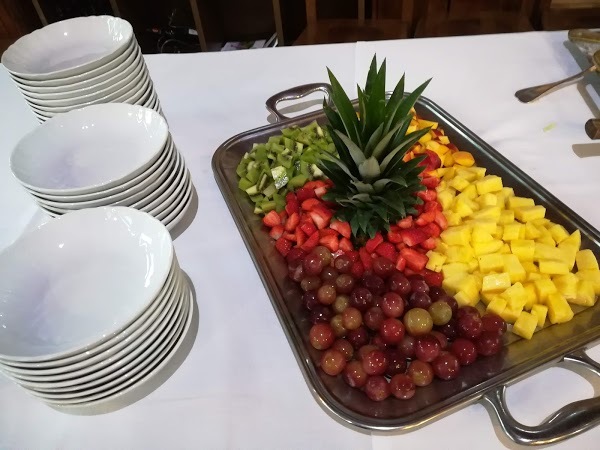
left=212, top=57, right=600, bottom=444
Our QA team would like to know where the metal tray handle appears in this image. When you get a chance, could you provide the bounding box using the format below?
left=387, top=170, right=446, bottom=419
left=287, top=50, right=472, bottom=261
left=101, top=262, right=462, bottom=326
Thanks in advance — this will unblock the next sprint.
left=484, top=349, right=600, bottom=446
left=266, top=83, right=333, bottom=122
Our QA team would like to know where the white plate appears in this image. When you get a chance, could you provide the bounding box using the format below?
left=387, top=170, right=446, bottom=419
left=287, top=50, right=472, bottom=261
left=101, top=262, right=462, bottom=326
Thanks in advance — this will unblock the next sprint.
left=132, top=149, right=183, bottom=211
left=154, top=170, right=192, bottom=221
left=43, top=282, right=192, bottom=408
left=11, top=104, right=168, bottom=195
left=0, top=257, right=180, bottom=370
left=2, top=16, right=133, bottom=80
left=166, top=186, right=194, bottom=231
left=140, top=155, right=186, bottom=213
left=0, top=207, right=173, bottom=362
left=31, top=141, right=176, bottom=210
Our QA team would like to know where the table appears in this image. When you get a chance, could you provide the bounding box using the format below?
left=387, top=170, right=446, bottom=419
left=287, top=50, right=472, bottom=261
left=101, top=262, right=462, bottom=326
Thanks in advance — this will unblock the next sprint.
left=1, top=31, right=600, bottom=450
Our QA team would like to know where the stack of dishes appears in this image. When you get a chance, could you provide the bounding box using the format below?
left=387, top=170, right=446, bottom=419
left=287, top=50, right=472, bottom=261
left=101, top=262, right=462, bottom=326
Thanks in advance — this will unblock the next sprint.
left=10, top=103, right=193, bottom=230
left=1, top=16, right=162, bottom=123
left=0, top=207, right=193, bottom=409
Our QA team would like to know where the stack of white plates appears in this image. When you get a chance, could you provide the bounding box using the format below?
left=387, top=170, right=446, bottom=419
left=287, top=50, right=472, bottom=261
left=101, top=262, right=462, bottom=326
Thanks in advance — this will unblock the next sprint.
left=0, top=207, right=193, bottom=409
left=1, top=16, right=162, bottom=123
left=10, top=103, right=193, bottom=230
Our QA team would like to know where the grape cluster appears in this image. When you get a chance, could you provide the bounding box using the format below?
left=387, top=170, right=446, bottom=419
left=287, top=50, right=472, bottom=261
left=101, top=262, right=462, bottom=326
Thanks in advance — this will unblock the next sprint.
left=288, top=245, right=507, bottom=401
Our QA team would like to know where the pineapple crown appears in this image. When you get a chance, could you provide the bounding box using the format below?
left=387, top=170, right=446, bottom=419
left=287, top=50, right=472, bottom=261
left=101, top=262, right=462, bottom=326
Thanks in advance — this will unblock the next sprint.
left=319, top=55, right=432, bottom=239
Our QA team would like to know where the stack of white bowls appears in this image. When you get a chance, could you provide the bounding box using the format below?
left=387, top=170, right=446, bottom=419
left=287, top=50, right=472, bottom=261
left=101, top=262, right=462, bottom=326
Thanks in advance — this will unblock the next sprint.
left=1, top=16, right=162, bottom=123
left=0, top=207, right=193, bottom=409
left=10, top=103, right=193, bottom=230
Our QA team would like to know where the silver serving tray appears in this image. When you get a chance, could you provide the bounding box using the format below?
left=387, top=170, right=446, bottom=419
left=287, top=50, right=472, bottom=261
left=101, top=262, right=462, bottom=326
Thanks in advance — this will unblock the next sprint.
left=212, top=83, right=600, bottom=446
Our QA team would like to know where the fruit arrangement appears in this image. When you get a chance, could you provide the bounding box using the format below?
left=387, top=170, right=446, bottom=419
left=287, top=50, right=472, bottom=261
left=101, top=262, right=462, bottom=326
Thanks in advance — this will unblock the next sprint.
left=237, top=56, right=600, bottom=401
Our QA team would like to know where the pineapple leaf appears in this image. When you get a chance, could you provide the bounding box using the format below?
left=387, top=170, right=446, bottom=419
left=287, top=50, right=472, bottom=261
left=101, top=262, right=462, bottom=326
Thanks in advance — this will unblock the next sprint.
left=364, top=55, right=378, bottom=95
left=351, top=180, right=375, bottom=194
left=384, top=152, right=426, bottom=179
left=334, top=130, right=366, bottom=167
left=350, top=214, right=360, bottom=237
left=391, top=78, right=432, bottom=126
left=365, top=59, right=387, bottom=140
left=370, top=120, right=406, bottom=161
left=364, top=123, right=384, bottom=158
left=320, top=152, right=359, bottom=181
left=380, top=128, right=430, bottom=173
left=357, top=86, right=367, bottom=136
left=387, top=115, right=413, bottom=152
left=327, top=125, right=359, bottom=176
left=373, top=175, right=407, bottom=192
left=358, top=157, right=381, bottom=180
left=375, top=194, right=406, bottom=218
left=372, top=203, right=389, bottom=222
left=384, top=73, right=405, bottom=133
left=357, top=209, right=374, bottom=233
left=366, top=222, right=378, bottom=239
left=327, top=68, right=362, bottom=147
left=319, top=159, right=352, bottom=190
left=323, top=101, right=344, bottom=135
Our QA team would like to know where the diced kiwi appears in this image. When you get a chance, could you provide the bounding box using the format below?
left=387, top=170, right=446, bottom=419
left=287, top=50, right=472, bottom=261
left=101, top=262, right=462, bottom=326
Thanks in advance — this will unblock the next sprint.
left=238, top=177, right=254, bottom=191
left=260, top=200, right=276, bottom=212
left=289, top=174, right=308, bottom=188
left=245, top=185, right=258, bottom=196
left=262, top=183, right=277, bottom=198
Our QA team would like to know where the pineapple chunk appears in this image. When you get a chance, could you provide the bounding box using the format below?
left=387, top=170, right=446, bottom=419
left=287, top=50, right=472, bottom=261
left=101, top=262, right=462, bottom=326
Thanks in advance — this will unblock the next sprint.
left=443, top=152, right=454, bottom=167
left=527, top=272, right=543, bottom=282
left=454, top=196, right=475, bottom=218
left=480, top=291, right=498, bottom=306
left=445, top=245, right=475, bottom=263
left=478, top=254, right=504, bottom=273
left=495, top=192, right=507, bottom=209
left=418, top=119, right=438, bottom=129
left=503, top=223, right=523, bottom=241
left=438, top=137, right=450, bottom=145
left=437, top=190, right=455, bottom=211
left=571, top=280, right=596, bottom=307
left=477, top=193, right=498, bottom=207
left=519, top=225, right=526, bottom=240
left=442, top=167, right=456, bottom=181
left=482, top=273, right=511, bottom=292
left=455, top=290, right=479, bottom=307
left=471, top=206, right=502, bottom=220
left=475, top=175, right=503, bottom=195
left=493, top=226, right=504, bottom=240
left=562, top=246, right=578, bottom=271
left=446, top=212, right=462, bottom=226
left=546, top=292, right=574, bottom=324
left=534, top=278, right=558, bottom=303
left=487, top=297, right=507, bottom=316
left=507, top=197, right=535, bottom=210
left=525, top=222, right=541, bottom=239
left=426, top=251, right=446, bottom=272
left=552, top=273, right=578, bottom=300
left=522, top=261, right=538, bottom=273
left=531, top=304, right=548, bottom=327
left=441, top=263, right=470, bottom=279
left=514, top=206, right=546, bottom=223
left=558, top=230, right=581, bottom=250
left=473, top=240, right=504, bottom=256
left=523, top=282, right=538, bottom=310
left=532, top=218, right=550, bottom=227
left=576, top=249, right=599, bottom=271
left=500, top=282, right=527, bottom=310
left=549, top=224, right=570, bottom=244
left=533, top=243, right=563, bottom=262
left=503, top=254, right=527, bottom=283
left=471, top=228, right=494, bottom=243
left=467, top=258, right=479, bottom=273
left=499, top=210, right=515, bottom=225
left=511, top=240, right=535, bottom=262
left=502, top=187, right=515, bottom=198
left=449, top=176, right=470, bottom=192
left=501, top=305, right=523, bottom=324
left=576, top=269, right=600, bottom=294
left=462, top=185, right=478, bottom=200
left=499, top=244, right=512, bottom=254
left=440, top=226, right=471, bottom=246
left=539, top=261, right=569, bottom=275
left=470, top=219, right=497, bottom=234
left=418, top=132, right=432, bottom=144
left=513, top=311, right=538, bottom=339
left=470, top=167, right=487, bottom=179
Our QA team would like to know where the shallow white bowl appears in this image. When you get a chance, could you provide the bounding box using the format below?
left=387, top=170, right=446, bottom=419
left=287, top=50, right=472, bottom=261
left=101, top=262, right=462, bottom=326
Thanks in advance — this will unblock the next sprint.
left=0, top=207, right=173, bottom=361
left=11, top=104, right=168, bottom=195
left=2, top=16, right=133, bottom=80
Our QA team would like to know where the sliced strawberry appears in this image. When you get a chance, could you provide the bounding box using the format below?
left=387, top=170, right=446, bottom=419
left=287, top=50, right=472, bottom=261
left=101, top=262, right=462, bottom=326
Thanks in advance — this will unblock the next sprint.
left=285, top=192, right=297, bottom=204
left=339, top=237, right=354, bottom=253
left=279, top=210, right=288, bottom=225
left=285, top=212, right=300, bottom=232
left=415, top=210, right=436, bottom=226
left=400, top=248, right=429, bottom=272
left=423, top=269, right=443, bottom=287
left=313, top=180, right=327, bottom=188
left=403, top=268, right=417, bottom=277
left=300, top=221, right=317, bottom=236
left=314, top=186, right=328, bottom=198
left=375, top=242, right=398, bottom=262
left=396, top=242, right=407, bottom=251
left=324, top=178, right=334, bottom=188
left=418, top=150, right=442, bottom=172
left=301, top=231, right=320, bottom=252
left=350, top=261, right=365, bottom=279
left=275, top=237, right=292, bottom=257
left=401, top=228, right=428, bottom=247
left=415, top=203, right=424, bottom=215
left=359, top=247, right=373, bottom=271
left=397, top=216, right=413, bottom=229
left=434, top=211, right=448, bottom=230
left=417, top=189, right=437, bottom=202
left=309, top=205, right=333, bottom=230
left=365, top=232, right=384, bottom=253
left=330, top=220, right=351, bottom=239
left=262, top=210, right=281, bottom=228
left=269, top=225, right=284, bottom=240
left=301, top=198, right=321, bottom=211
left=285, top=200, right=299, bottom=215
left=312, top=204, right=333, bottom=220
left=286, top=247, right=306, bottom=264
left=296, top=187, right=316, bottom=203
left=296, top=228, right=307, bottom=247
left=422, top=177, right=440, bottom=189
left=420, top=237, right=437, bottom=250
left=319, top=235, right=339, bottom=252
left=303, top=181, right=319, bottom=190
left=415, top=247, right=428, bottom=254
left=421, top=222, right=441, bottom=238
left=319, top=228, right=338, bottom=238
left=345, top=250, right=359, bottom=263
left=283, top=232, right=296, bottom=242
left=424, top=201, right=442, bottom=213
left=395, top=255, right=406, bottom=272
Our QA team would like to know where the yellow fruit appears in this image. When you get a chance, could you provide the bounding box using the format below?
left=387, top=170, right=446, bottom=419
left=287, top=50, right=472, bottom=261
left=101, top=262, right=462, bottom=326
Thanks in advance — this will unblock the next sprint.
left=493, top=226, right=503, bottom=240
left=418, top=132, right=432, bottom=144
left=502, top=187, right=515, bottom=198
left=558, top=230, right=581, bottom=250
left=426, top=251, right=446, bottom=272
left=437, top=190, right=455, bottom=211
left=478, top=254, right=504, bottom=273
left=552, top=273, right=578, bottom=300
left=441, top=263, right=470, bottom=279
left=495, top=192, right=507, bottom=209
left=514, top=205, right=546, bottom=222
left=513, top=311, right=538, bottom=339
left=455, top=290, right=479, bottom=307
left=440, top=226, right=471, bottom=246
left=561, top=246, right=578, bottom=270
left=449, top=176, right=470, bottom=192
left=548, top=224, right=569, bottom=244
left=531, top=304, right=548, bottom=327
left=507, top=197, right=535, bottom=210
left=502, top=223, right=523, bottom=241
left=539, top=261, right=569, bottom=275
left=442, top=167, right=456, bottom=181
left=522, top=261, right=538, bottom=273
left=470, top=167, right=487, bottom=179
left=576, top=269, right=600, bottom=294
left=477, top=193, right=498, bottom=207
left=446, top=212, right=462, bottom=226
left=470, top=219, right=497, bottom=234
left=487, top=297, right=507, bottom=316
left=500, top=282, right=526, bottom=310
left=462, top=185, right=478, bottom=200
left=546, top=292, right=574, bottom=324
left=519, top=225, right=526, bottom=240
left=571, top=280, right=596, bottom=307
left=418, top=119, right=438, bottom=129
left=500, top=305, right=523, bottom=324
left=438, top=136, right=450, bottom=145
left=454, top=196, right=475, bottom=218
left=471, top=228, right=494, bottom=243
left=503, top=254, right=527, bottom=283
left=527, top=272, right=542, bottom=282
left=532, top=218, right=550, bottom=227
left=467, top=258, right=479, bottom=273
left=533, top=243, right=563, bottom=262
left=534, top=278, right=558, bottom=303
left=523, top=282, right=538, bottom=310
left=482, top=273, right=511, bottom=292
left=473, top=240, right=504, bottom=256
left=576, top=249, right=599, bottom=271
left=525, top=222, right=541, bottom=239
left=453, top=151, right=475, bottom=167
left=499, top=210, right=515, bottom=225
left=499, top=243, right=511, bottom=254
left=446, top=245, right=475, bottom=263
left=480, top=291, right=498, bottom=306
left=456, top=168, right=477, bottom=182
left=475, top=175, right=503, bottom=195
left=510, top=240, right=535, bottom=262
left=471, top=206, right=501, bottom=220
left=443, top=152, right=454, bottom=167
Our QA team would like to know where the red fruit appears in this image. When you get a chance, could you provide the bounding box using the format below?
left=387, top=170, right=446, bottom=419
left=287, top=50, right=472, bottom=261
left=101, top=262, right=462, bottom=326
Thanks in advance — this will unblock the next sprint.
left=423, top=150, right=442, bottom=171
left=269, top=225, right=284, bottom=240
left=431, top=128, right=443, bottom=137
left=285, top=201, right=299, bottom=215
left=397, top=217, right=413, bottom=229
left=301, top=198, right=321, bottom=211
left=262, top=210, right=281, bottom=228
left=285, top=192, right=297, bottom=203
left=296, top=228, right=307, bottom=247
left=375, top=242, right=398, bottom=262
left=400, top=228, right=428, bottom=247
left=330, top=220, right=352, bottom=239
left=296, top=187, right=316, bottom=202
left=415, top=203, right=424, bottom=215
left=314, top=186, right=328, bottom=198
left=300, top=221, right=317, bottom=236
left=313, top=180, right=327, bottom=188
left=286, top=247, right=306, bottom=264
left=420, top=237, right=437, bottom=250
left=275, top=237, right=292, bottom=256
left=319, top=228, right=338, bottom=238
left=365, top=232, right=384, bottom=253
left=396, top=242, right=407, bottom=251
left=434, top=211, right=448, bottom=230
left=309, top=211, right=329, bottom=230
left=400, top=248, right=429, bottom=272
left=421, top=177, right=440, bottom=189
left=279, top=210, right=288, bottom=224
left=339, top=237, right=354, bottom=253
left=395, top=255, right=406, bottom=271
left=417, top=190, right=437, bottom=202
left=350, top=261, right=365, bottom=279
left=447, top=143, right=459, bottom=152
left=303, top=181, right=319, bottom=190
left=301, top=231, right=320, bottom=252
left=283, top=232, right=296, bottom=242
left=386, top=226, right=403, bottom=244
left=285, top=212, right=300, bottom=232
left=424, top=201, right=442, bottom=213
left=345, top=251, right=359, bottom=263
left=423, top=269, right=443, bottom=287
left=359, top=247, right=373, bottom=270
left=415, top=210, right=436, bottom=226
left=319, top=235, right=339, bottom=253
left=421, top=222, right=441, bottom=238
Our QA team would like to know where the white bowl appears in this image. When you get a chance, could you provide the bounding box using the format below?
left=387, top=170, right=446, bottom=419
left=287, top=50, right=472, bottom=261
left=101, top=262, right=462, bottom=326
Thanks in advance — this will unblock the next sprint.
left=0, top=207, right=173, bottom=361
left=2, top=16, right=133, bottom=80
left=154, top=171, right=191, bottom=220
left=140, top=154, right=186, bottom=213
left=11, top=104, right=168, bottom=195
left=131, top=148, right=182, bottom=210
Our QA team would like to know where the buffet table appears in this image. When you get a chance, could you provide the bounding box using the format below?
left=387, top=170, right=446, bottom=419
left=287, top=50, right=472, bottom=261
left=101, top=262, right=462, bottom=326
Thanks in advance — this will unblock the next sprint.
left=2, top=30, right=600, bottom=449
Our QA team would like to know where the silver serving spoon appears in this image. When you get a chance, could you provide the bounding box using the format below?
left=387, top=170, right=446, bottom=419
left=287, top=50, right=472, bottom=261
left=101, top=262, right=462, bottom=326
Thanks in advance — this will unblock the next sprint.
left=515, top=50, right=599, bottom=103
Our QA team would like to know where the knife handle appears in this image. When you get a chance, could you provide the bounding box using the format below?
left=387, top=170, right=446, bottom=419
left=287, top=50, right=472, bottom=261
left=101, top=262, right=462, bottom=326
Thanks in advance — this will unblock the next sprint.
left=585, top=119, right=600, bottom=140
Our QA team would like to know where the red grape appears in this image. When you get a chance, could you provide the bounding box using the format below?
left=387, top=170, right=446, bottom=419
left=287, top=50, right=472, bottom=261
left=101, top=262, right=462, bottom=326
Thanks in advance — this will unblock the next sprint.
left=409, top=292, right=432, bottom=309
left=381, top=292, right=404, bottom=318
left=303, top=253, right=324, bottom=276
left=346, top=326, right=369, bottom=349
left=437, top=294, right=458, bottom=315
left=333, top=338, right=354, bottom=361
left=409, top=276, right=429, bottom=294
left=380, top=318, right=405, bottom=345
left=475, top=331, right=503, bottom=356
left=317, top=284, right=337, bottom=305
left=362, top=274, right=386, bottom=296
left=414, top=334, right=441, bottom=362
left=428, top=286, right=445, bottom=301
left=342, top=306, right=363, bottom=330
left=335, top=274, right=356, bottom=295
left=432, top=352, right=460, bottom=380
left=343, top=360, right=368, bottom=388
left=457, top=311, right=483, bottom=340
left=450, top=338, right=477, bottom=366
left=301, top=276, right=321, bottom=292
left=403, top=308, right=434, bottom=336
left=387, top=272, right=411, bottom=296
left=390, top=374, right=416, bottom=400
left=430, top=330, right=448, bottom=349
left=330, top=314, right=347, bottom=337
left=288, top=263, right=304, bottom=282
left=321, top=266, right=339, bottom=282
left=437, top=318, right=458, bottom=340
left=333, top=295, right=349, bottom=314
left=310, top=306, right=333, bottom=324
left=303, top=291, right=320, bottom=311
left=364, top=306, right=385, bottom=331
left=364, top=376, right=391, bottom=401
left=385, top=348, right=408, bottom=377
left=362, top=349, right=388, bottom=376
left=313, top=246, right=332, bottom=266
left=334, top=254, right=352, bottom=273
left=373, top=257, right=394, bottom=279
left=350, top=287, right=373, bottom=312
left=398, top=335, right=416, bottom=359
left=457, top=306, right=480, bottom=320
left=309, top=323, right=335, bottom=350
left=357, top=344, right=379, bottom=361
left=320, top=349, right=346, bottom=376
left=371, top=334, right=388, bottom=350
left=481, top=313, right=507, bottom=335
left=429, top=301, right=453, bottom=326
left=407, top=360, right=434, bottom=387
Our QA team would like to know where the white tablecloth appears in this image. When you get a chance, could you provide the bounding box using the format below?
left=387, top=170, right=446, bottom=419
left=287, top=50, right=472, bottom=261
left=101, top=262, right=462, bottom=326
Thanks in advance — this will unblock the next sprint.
left=2, top=31, right=600, bottom=450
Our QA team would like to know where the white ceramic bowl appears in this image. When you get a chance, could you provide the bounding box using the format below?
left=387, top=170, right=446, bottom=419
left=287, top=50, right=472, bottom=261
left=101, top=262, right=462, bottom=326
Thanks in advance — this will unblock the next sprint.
left=2, top=16, right=133, bottom=80
left=11, top=104, right=168, bottom=195
left=0, top=207, right=173, bottom=361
